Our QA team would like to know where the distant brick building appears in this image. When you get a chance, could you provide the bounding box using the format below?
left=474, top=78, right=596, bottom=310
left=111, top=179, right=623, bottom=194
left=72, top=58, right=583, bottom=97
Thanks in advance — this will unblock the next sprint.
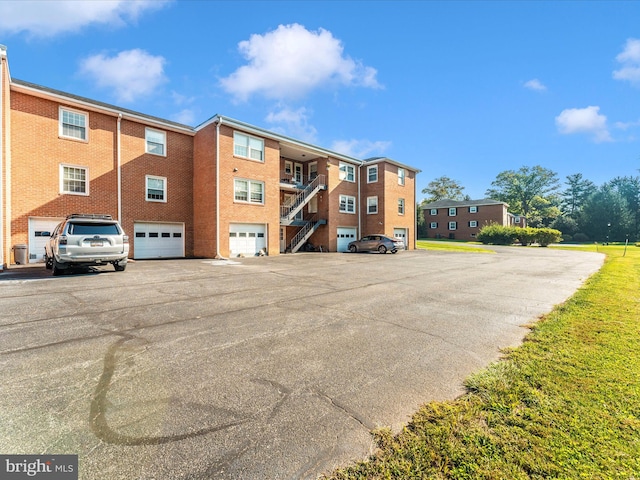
left=0, top=46, right=419, bottom=267
left=422, top=198, right=526, bottom=240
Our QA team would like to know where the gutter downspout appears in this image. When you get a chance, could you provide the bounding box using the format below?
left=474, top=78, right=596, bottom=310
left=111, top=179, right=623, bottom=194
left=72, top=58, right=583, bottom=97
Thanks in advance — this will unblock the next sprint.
left=117, top=113, right=122, bottom=222
left=0, top=45, right=5, bottom=269
left=215, top=117, right=223, bottom=259
left=357, top=164, right=362, bottom=238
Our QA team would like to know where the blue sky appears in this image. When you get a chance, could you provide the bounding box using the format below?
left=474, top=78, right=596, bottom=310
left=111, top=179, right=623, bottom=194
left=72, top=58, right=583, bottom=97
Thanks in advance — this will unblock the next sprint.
left=1, top=0, right=639, bottom=200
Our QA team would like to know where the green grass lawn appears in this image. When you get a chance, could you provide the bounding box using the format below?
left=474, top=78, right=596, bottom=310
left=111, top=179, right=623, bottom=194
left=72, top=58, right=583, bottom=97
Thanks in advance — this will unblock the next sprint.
left=327, top=244, right=640, bottom=479
left=416, top=239, right=494, bottom=254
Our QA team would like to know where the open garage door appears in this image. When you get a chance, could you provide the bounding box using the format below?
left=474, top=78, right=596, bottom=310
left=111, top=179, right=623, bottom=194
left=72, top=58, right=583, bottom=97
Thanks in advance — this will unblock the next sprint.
left=229, top=223, right=266, bottom=257
left=134, top=222, right=185, bottom=259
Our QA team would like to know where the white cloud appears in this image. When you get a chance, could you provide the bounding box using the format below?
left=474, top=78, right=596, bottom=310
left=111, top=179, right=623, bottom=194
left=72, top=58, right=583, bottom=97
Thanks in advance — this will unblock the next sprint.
left=330, top=139, right=391, bottom=159
left=555, top=106, right=612, bottom=143
left=220, top=23, right=381, bottom=102
left=613, top=38, right=640, bottom=86
left=0, top=0, right=169, bottom=38
left=524, top=79, right=547, bottom=91
left=614, top=119, right=640, bottom=131
left=79, top=49, right=167, bottom=103
left=265, top=106, right=318, bottom=143
left=172, top=109, right=196, bottom=126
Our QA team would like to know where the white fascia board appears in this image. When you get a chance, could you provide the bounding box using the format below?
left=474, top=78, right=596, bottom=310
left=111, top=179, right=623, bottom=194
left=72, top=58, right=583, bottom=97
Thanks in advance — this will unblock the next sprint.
left=363, top=157, right=421, bottom=173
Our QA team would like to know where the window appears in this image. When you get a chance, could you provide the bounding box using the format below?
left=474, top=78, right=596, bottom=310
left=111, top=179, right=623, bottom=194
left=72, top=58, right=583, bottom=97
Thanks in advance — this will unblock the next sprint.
left=146, top=128, right=166, bottom=156
left=367, top=165, right=378, bottom=183
left=515, top=216, right=521, bottom=224
left=234, top=179, right=264, bottom=204
left=430, top=208, right=437, bottom=215
left=469, top=206, right=478, bottom=213
left=234, top=132, right=264, bottom=161
left=430, top=222, right=438, bottom=229
left=339, top=195, right=356, bottom=213
left=309, top=162, right=318, bottom=180
left=59, top=108, right=87, bottom=141
left=60, top=165, right=88, bottom=195
left=398, top=168, right=406, bottom=185
left=367, top=196, right=378, bottom=214
left=449, top=221, right=457, bottom=230
left=449, top=207, right=457, bottom=216
left=284, top=160, right=292, bottom=175
left=398, top=198, right=405, bottom=215
left=469, top=220, right=478, bottom=228
left=146, top=175, right=167, bottom=202
left=308, top=195, right=318, bottom=213
left=339, top=162, right=355, bottom=182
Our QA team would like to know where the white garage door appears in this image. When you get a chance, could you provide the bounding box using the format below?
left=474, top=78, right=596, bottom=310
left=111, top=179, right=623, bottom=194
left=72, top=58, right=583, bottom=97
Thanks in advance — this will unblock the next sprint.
left=336, top=227, right=357, bottom=253
left=229, top=223, right=266, bottom=257
left=134, top=222, right=185, bottom=259
left=28, top=217, right=64, bottom=263
left=394, top=228, right=408, bottom=248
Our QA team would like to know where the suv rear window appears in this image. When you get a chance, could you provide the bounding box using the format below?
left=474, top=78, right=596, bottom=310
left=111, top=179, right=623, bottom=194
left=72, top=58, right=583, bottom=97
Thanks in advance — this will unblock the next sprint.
left=68, top=223, right=121, bottom=235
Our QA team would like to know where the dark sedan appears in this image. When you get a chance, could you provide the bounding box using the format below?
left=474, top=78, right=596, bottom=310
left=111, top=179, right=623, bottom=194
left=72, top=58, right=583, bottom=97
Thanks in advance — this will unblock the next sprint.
left=348, top=235, right=404, bottom=254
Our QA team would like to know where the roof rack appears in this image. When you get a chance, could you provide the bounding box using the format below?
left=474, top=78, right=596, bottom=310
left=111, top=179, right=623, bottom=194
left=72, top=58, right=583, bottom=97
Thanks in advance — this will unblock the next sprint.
left=66, top=213, right=113, bottom=220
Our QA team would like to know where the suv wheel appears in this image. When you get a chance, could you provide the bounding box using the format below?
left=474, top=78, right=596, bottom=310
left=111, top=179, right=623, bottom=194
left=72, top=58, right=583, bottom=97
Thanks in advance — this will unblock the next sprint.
left=114, top=262, right=126, bottom=272
left=44, top=255, right=53, bottom=270
left=52, top=258, right=67, bottom=276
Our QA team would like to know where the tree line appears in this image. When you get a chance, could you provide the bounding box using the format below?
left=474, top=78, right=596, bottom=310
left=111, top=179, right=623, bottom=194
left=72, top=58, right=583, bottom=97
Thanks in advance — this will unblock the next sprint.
left=418, top=166, right=640, bottom=243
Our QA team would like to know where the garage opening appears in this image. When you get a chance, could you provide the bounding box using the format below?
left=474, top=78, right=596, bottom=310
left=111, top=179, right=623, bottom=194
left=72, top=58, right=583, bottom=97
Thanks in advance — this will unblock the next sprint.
left=134, top=222, right=185, bottom=259
left=229, top=223, right=266, bottom=257
left=336, top=227, right=357, bottom=252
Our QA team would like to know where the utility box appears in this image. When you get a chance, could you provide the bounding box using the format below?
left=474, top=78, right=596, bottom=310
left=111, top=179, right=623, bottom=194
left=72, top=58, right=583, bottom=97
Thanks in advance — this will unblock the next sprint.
left=13, top=244, right=28, bottom=265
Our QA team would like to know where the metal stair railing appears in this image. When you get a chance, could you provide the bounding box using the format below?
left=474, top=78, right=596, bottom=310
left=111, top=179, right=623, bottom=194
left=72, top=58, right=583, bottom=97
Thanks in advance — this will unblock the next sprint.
left=280, top=174, right=326, bottom=224
left=289, top=215, right=325, bottom=253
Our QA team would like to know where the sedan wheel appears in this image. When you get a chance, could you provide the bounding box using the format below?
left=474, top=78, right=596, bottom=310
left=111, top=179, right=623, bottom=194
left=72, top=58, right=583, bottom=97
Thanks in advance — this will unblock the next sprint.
left=378, top=245, right=387, bottom=254
left=349, top=245, right=357, bottom=253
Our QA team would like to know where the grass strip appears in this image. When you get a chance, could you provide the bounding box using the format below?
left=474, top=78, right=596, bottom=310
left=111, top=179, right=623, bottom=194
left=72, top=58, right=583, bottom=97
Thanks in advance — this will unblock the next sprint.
left=327, top=245, right=640, bottom=479
left=416, top=240, right=494, bottom=254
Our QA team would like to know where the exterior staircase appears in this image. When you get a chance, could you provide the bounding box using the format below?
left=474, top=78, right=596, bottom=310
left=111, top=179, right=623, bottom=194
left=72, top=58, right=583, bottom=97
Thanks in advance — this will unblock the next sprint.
left=289, top=215, right=327, bottom=253
left=280, top=174, right=326, bottom=225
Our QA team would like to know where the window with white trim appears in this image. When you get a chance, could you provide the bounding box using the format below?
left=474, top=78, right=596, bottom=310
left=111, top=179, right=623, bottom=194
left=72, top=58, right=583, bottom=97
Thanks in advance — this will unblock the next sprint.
left=234, top=179, right=264, bottom=204
left=146, top=175, right=167, bottom=202
left=398, top=167, right=406, bottom=185
left=430, top=208, right=437, bottom=215
left=308, top=195, right=318, bottom=213
left=449, top=221, right=457, bottom=230
left=60, top=165, right=88, bottom=195
left=367, top=165, right=378, bottom=183
left=398, top=198, right=405, bottom=215
left=284, top=160, right=292, bottom=175
left=367, top=196, right=378, bottom=214
left=469, top=206, right=478, bottom=213
left=146, top=128, right=166, bottom=156
left=59, top=107, right=87, bottom=141
left=449, top=207, right=457, bottom=216
left=430, top=222, right=438, bottom=229
left=339, top=195, right=356, bottom=213
left=515, top=216, right=521, bottom=224
left=339, top=162, right=355, bottom=182
left=469, top=220, right=478, bottom=228
left=234, top=132, right=264, bottom=161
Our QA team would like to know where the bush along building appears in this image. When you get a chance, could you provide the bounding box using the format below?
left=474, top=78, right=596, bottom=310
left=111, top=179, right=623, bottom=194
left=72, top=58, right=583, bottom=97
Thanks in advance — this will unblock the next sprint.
left=0, top=46, right=419, bottom=268
left=422, top=198, right=526, bottom=240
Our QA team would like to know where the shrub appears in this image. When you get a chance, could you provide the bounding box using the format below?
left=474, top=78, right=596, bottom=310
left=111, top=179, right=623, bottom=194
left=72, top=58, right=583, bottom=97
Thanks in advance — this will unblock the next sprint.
left=536, top=228, right=562, bottom=247
left=477, top=224, right=518, bottom=245
left=561, top=234, right=573, bottom=243
left=515, top=227, right=537, bottom=246
left=572, top=232, right=590, bottom=243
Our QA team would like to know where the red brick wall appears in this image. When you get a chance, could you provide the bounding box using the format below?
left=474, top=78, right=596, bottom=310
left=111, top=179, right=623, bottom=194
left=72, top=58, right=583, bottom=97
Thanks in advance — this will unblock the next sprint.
left=325, top=157, right=359, bottom=251
left=424, top=203, right=507, bottom=240
left=193, top=122, right=217, bottom=257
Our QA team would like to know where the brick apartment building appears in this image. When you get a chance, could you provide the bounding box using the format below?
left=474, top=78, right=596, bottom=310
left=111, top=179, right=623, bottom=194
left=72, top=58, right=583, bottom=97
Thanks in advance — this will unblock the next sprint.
left=0, top=46, right=419, bottom=268
left=422, top=198, right=526, bottom=240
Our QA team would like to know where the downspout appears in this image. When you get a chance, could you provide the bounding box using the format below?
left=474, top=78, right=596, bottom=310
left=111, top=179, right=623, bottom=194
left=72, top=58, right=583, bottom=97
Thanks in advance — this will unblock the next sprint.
left=117, top=113, right=122, bottom=222
left=357, top=164, right=362, bottom=238
left=0, top=45, right=5, bottom=269
left=215, top=117, right=224, bottom=259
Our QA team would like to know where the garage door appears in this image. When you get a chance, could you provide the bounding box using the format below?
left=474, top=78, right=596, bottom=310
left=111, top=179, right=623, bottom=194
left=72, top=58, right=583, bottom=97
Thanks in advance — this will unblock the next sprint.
left=394, top=228, right=408, bottom=248
left=336, top=227, right=357, bottom=252
left=134, top=222, right=185, bottom=259
left=28, top=217, right=64, bottom=263
left=229, top=223, right=266, bottom=257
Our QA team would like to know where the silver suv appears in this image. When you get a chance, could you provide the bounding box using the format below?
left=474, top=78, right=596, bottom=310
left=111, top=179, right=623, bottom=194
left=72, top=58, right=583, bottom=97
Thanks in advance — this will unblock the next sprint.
left=44, top=214, right=129, bottom=275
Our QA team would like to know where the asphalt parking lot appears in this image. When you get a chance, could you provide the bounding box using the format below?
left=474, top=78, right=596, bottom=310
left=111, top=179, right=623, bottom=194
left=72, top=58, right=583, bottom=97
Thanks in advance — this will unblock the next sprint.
left=0, top=247, right=603, bottom=479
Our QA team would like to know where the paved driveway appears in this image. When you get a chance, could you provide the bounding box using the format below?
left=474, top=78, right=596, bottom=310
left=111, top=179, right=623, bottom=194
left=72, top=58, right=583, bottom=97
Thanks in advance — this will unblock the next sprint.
left=0, top=247, right=603, bottom=479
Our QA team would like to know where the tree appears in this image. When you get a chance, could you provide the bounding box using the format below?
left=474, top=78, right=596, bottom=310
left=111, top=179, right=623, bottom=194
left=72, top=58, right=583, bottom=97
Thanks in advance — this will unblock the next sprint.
left=608, top=176, right=640, bottom=240
left=578, top=185, right=633, bottom=242
left=422, top=176, right=465, bottom=203
left=485, top=165, right=561, bottom=227
left=561, top=173, right=596, bottom=218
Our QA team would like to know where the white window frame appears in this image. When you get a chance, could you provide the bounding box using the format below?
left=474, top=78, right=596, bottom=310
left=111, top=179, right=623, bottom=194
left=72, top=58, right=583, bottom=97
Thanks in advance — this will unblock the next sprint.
left=449, top=207, right=457, bottom=216
left=234, top=178, right=265, bottom=205
left=145, top=128, right=166, bottom=156
left=308, top=195, right=318, bottom=213
left=469, top=220, right=478, bottom=228
left=367, top=165, right=378, bottom=183
left=146, top=175, right=167, bottom=203
left=367, top=196, right=378, bottom=214
left=339, top=162, right=355, bottom=182
left=430, top=222, right=438, bottom=229
left=430, top=208, right=437, bottom=215
left=59, top=107, right=88, bottom=142
left=469, top=206, right=478, bottom=213
left=339, top=194, right=356, bottom=214
left=515, top=216, right=521, bottom=224
left=398, top=198, right=405, bottom=215
left=234, top=132, right=264, bottom=162
left=398, top=167, right=406, bottom=186
left=60, top=164, right=89, bottom=195
left=449, top=221, right=457, bottom=231
left=284, top=160, right=293, bottom=175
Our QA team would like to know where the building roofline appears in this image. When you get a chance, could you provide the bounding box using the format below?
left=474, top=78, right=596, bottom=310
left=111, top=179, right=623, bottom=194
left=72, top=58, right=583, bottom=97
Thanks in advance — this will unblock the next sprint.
left=11, top=78, right=195, bottom=135
left=421, top=198, right=508, bottom=209
left=363, top=156, right=421, bottom=173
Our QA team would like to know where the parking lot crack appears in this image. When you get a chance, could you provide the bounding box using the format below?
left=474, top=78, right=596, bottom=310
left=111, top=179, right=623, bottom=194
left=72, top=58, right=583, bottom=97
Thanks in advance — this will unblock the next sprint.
left=311, top=389, right=375, bottom=431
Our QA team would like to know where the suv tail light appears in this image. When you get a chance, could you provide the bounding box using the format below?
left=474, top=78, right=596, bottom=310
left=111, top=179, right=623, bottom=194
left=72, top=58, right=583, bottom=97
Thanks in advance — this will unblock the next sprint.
left=123, top=235, right=129, bottom=244
left=59, top=236, right=67, bottom=245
